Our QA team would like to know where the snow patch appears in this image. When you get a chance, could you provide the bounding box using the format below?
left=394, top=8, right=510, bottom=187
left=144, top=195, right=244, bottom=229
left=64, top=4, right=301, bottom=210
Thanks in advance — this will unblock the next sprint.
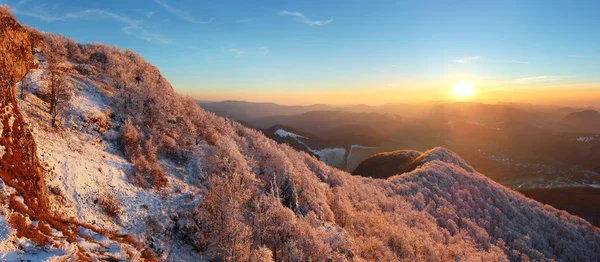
left=576, top=136, right=595, bottom=142
left=7, top=116, right=14, bottom=131
left=275, top=129, right=306, bottom=139
left=275, top=128, right=345, bottom=167
left=312, top=147, right=346, bottom=167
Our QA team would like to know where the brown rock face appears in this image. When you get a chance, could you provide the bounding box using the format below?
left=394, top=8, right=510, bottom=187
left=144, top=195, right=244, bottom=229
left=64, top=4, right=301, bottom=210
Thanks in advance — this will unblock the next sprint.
left=0, top=8, right=48, bottom=209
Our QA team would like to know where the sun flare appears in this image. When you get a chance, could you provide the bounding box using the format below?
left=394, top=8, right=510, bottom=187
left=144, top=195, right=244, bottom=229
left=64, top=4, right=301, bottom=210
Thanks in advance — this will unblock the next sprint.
left=451, top=81, right=475, bottom=97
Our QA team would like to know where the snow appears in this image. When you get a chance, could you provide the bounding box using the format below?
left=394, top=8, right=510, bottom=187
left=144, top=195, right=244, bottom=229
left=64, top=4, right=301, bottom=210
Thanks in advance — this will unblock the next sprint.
left=312, top=147, right=346, bottom=167
left=349, top=145, right=377, bottom=150
left=275, top=128, right=306, bottom=139
left=0, top=211, right=8, bottom=242
left=16, top=64, right=205, bottom=259
left=0, top=201, right=72, bottom=262
left=7, top=116, right=14, bottom=132
left=275, top=129, right=346, bottom=167
left=576, top=136, right=594, bottom=142
left=14, top=196, right=24, bottom=206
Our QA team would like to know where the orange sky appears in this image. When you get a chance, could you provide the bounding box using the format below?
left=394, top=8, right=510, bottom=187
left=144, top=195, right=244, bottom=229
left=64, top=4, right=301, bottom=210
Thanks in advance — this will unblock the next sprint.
left=189, top=82, right=600, bottom=107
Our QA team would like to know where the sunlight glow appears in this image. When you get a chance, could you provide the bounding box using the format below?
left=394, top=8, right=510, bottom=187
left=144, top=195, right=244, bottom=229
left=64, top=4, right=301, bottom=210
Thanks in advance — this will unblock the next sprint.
left=451, top=81, right=475, bottom=97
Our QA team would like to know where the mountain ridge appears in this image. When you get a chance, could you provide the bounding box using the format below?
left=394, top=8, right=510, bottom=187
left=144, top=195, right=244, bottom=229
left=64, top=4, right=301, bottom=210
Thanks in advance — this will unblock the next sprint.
left=1, top=7, right=599, bottom=261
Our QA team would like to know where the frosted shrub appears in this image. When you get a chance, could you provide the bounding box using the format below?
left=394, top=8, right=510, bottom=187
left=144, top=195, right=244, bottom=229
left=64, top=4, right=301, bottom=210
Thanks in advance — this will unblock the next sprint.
left=119, top=120, right=167, bottom=189
left=98, top=193, right=121, bottom=218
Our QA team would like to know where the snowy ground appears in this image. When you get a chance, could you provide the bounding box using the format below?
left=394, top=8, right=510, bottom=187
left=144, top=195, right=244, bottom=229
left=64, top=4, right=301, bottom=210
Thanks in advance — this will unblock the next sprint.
left=13, top=63, right=207, bottom=260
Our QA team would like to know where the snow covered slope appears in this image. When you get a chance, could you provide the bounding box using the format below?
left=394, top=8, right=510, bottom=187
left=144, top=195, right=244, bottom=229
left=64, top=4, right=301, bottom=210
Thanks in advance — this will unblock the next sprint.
left=16, top=60, right=207, bottom=261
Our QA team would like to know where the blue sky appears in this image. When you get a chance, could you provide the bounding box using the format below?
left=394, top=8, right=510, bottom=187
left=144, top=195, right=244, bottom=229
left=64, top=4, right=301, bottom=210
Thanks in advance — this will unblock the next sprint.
left=3, top=0, right=600, bottom=105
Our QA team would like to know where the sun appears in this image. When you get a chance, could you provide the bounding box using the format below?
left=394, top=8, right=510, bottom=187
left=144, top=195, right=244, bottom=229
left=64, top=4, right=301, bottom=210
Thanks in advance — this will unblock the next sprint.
left=450, top=81, right=475, bottom=97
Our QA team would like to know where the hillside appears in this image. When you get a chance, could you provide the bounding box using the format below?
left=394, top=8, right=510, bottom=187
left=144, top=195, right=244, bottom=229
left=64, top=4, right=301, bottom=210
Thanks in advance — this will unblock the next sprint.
left=559, top=110, right=600, bottom=134
left=520, top=187, right=600, bottom=227
left=198, top=100, right=334, bottom=120
left=351, top=150, right=421, bottom=179
left=1, top=7, right=600, bottom=261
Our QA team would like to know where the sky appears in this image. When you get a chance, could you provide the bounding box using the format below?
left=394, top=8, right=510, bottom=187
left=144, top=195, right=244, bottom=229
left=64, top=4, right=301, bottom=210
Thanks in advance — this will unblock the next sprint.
left=3, top=0, right=600, bottom=106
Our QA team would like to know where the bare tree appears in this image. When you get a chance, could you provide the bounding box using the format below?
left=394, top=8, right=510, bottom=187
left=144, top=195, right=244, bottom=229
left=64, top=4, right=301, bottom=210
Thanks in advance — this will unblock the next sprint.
left=48, top=71, right=71, bottom=127
left=20, top=73, right=30, bottom=100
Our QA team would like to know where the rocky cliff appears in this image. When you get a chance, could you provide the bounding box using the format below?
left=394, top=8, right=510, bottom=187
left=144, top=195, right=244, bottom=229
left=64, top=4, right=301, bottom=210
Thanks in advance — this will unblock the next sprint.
left=0, top=7, right=48, bottom=209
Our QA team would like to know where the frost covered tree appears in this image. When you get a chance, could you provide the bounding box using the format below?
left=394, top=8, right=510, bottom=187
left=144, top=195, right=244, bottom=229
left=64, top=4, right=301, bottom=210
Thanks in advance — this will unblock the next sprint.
left=47, top=70, right=70, bottom=127
left=200, top=172, right=254, bottom=261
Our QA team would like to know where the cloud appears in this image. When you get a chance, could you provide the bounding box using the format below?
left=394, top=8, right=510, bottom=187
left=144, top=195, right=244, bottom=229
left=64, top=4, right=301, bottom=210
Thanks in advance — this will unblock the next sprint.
left=279, top=10, right=333, bottom=26
left=569, top=55, right=593, bottom=58
left=453, top=56, right=483, bottom=63
left=515, top=76, right=574, bottom=84
left=235, top=17, right=254, bottom=23
left=154, top=0, right=213, bottom=24
left=147, top=10, right=157, bottom=19
left=226, top=48, right=246, bottom=57
left=257, top=46, right=269, bottom=55
left=9, top=3, right=169, bottom=44
left=504, top=60, right=528, bottom=64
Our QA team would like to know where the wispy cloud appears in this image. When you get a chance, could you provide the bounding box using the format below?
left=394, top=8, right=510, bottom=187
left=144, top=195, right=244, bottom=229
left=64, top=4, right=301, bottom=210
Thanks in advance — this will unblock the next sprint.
left=279, top=10, right=333, bottom=26
left=569, top=55, right=593, bottom=58
left=515, top=75, right=575, bottom=84
left=9, top=3, right=169, bottom=44
left=504, top=60, right=529, bottom=64
left=235, top=17, right=254, bottom=23
left=225, top=48, right=246, bottom=57
left=257, top=46, right=269, bottom=55
left=147, top=10, right=157, bottom=19
left=453, top=56, right=483, bottom=63
left=154, top=0, right=213, bottom=24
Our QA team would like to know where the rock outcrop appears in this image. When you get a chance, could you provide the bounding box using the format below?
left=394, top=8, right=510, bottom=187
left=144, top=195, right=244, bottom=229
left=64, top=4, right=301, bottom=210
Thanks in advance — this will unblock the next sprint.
left=0, top=7, right=48, bottom=209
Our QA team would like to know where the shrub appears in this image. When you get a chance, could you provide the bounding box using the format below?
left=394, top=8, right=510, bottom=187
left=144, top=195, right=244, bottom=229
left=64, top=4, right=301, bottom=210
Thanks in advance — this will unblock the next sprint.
left=98, top=193, right=121, bottom=218
left=119, top=119, right=138, bottom=159
left=250, top=246, right=274, bottom=262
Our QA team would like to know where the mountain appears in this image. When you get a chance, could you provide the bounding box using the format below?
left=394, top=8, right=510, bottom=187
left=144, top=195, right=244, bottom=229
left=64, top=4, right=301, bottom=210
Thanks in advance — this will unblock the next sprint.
left=498, top=102, right=598, bottom=121
left=2, top=8, right=600, bottom=261
left=559, top=110, right=600, bottom=134
left=198, top=101, right=423, bottom=123
left=420, top=102, right=555, bottom=128
left=251, top=110, right=404, bottom=146
left=198, top=100, right=335, bottom=120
